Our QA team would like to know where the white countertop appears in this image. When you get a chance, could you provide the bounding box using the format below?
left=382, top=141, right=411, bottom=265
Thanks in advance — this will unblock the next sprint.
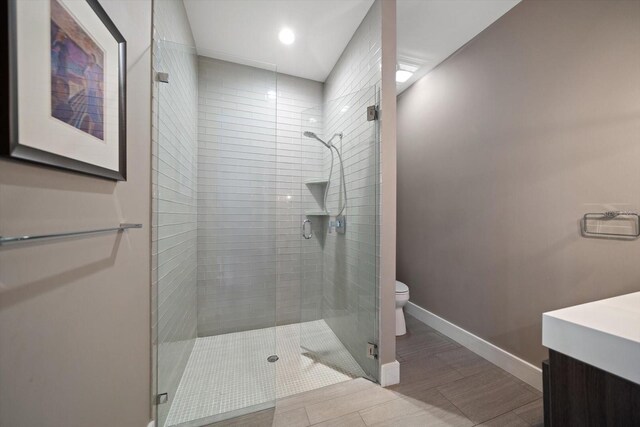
left=542, top=291, right=640, bottom=385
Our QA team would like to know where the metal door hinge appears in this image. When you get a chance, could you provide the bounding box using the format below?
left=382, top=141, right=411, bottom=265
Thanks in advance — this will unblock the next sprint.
left=367, top=105, right=378, bottom=121
left=156, top=393, right=168, bottom=404
left=367, top=342, right=378, bottom=359
left=157, top=72, right=169, bottom=83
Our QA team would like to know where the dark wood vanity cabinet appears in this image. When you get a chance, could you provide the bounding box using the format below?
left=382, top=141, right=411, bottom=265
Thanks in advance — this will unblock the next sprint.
left=543, top=350, right=640, bottom=426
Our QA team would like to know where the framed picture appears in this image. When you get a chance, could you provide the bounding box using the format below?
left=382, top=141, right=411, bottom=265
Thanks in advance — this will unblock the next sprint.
left=1, top=0, right=127, bottom=180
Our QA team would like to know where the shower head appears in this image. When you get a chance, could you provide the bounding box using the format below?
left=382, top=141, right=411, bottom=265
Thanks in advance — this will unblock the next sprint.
left=303, top=131, right=331, bottom=148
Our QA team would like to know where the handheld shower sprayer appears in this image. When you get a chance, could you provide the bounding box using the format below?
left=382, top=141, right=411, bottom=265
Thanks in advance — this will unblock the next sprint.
left=302, top=131, right=348, bottom=218
left=303, top=131, right=331, bottom=148
left=303, top=132, right=343, bottom=148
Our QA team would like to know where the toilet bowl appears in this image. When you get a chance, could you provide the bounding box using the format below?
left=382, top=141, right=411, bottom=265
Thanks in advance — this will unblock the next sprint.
left=395, top=280, right=410, bottom=336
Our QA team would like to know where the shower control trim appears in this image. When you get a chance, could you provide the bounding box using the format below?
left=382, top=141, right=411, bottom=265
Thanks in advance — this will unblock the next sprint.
left=333, top=215, right=346, bottom=234
left=302, top=219, right=312, bottom=239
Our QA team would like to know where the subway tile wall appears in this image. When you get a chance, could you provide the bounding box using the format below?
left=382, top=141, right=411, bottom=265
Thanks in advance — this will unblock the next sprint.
left=276, top=74, right=325, bottom=327
left=196, top=58, right=325, bottom=336
left=152, top=1, right=199, bottom=424
left=321, top=0, right=381, bottom=379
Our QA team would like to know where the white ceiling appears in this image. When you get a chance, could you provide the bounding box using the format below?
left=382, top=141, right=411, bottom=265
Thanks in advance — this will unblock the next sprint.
left=182, top=0, right=520, bottom=87
left=183, top=0, right=375, bottom=82
left=396, top=0, right=520, bottom=93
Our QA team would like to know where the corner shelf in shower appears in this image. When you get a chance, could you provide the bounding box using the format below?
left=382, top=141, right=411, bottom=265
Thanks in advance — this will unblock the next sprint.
left=304, top=178, right=330, bottom=217
left=305, top=211, right=331, bottom=217
left=304, top=178, right=329, bottom=186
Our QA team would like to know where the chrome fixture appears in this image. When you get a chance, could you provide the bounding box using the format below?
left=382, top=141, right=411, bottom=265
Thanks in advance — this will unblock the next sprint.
left=302, top=131, right=348, bottom=219
left=331, top=216, right=346, bottom=234
left=303, top=131, right=331, bottom=148
left=0, top=223, right=143, bottom=246
left=582, top=211, right=640, bottom=238
left=302, top=219, right=312, bottom=239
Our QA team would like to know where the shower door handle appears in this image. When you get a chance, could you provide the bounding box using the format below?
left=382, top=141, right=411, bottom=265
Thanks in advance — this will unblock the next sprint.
left=302, top=219, right=312, bottom=239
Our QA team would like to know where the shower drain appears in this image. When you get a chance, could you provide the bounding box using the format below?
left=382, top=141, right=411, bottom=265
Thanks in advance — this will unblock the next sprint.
left=267, top=355, right=279, bottom=363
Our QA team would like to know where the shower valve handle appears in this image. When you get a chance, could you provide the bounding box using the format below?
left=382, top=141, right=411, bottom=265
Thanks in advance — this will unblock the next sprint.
left=302, top=219, right=312, bottom=239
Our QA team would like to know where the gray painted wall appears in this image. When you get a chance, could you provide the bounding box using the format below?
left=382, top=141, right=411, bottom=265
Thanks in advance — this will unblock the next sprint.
left=0, top=1, right=152, bottom=425
left=152, top=1, right=199, bottom=424
left=397, top=0, right=640, bottom=366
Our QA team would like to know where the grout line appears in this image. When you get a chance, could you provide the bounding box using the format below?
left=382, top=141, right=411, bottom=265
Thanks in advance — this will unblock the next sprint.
left=431, top=387, right=474, bottom=426
left=304, top=387, right=395, bottom=426
left=434, top=370, right=541, bottom=426
left=302, top=406, right=311, bottom=427
left=471, top=409, right=531, bottom=427
left=306, top=407, right=366, bottom=427
left=276, top=378, right=370, bottom=413
left=509, top=400, right=542, bottom=427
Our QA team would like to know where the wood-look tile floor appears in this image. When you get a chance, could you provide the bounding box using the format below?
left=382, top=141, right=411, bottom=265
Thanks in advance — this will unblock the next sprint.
left=207, top=315, right=544, bottom=427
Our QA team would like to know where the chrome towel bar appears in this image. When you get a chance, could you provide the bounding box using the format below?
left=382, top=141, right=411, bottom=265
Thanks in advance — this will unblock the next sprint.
left=582, top=212, right=640, bottom=238
left=0, top=223, right=142, bottom=246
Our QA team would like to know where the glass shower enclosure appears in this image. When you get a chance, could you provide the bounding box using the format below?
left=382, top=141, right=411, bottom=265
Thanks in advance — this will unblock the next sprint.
left=153, top=39, right=380, bottom=427
left=299, top=86, right=380, bottom=381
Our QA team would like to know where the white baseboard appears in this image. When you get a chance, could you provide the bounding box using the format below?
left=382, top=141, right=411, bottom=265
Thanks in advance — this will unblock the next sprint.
left=147, top=421, right=155, bottom=427
left=380, top=359, right=400, bottom=387
left=405, top=302, right=543, bottom=391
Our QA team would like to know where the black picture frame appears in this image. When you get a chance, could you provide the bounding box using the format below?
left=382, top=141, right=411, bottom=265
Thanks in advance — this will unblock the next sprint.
left=1, top=0, right=127, bottom=181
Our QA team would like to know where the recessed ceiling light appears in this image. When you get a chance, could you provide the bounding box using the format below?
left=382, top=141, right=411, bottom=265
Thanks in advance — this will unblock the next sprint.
left=279, top=28, right=295, bottom=45
left=396, top=70, right=413, bottom=83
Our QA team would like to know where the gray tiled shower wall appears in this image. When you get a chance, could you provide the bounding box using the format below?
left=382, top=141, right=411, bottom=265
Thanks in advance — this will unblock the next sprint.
left=196, top=58, right=326, bottom=336
left=321, top=1, right=382, bottom=378
left=152, top=1, right=199, bottom=424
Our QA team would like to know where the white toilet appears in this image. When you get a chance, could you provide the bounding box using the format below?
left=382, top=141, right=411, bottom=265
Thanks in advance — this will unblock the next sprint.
left=395, top=280, right=410, bottom=336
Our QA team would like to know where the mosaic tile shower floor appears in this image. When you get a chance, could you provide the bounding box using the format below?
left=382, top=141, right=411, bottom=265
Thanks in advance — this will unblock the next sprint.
left=165, top=320, right=366, bottom=426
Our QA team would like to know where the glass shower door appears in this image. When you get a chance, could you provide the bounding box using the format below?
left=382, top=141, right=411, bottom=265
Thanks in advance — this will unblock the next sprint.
left=153, top=38, right=278, bottom=426
left=299, top=86, right=380, bottom=381
left=153, top=39, right=200, bottom=427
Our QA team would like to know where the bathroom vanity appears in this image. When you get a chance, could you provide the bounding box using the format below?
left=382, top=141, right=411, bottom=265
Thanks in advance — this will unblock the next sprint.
left=542, top=292, right=640, bottom=426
